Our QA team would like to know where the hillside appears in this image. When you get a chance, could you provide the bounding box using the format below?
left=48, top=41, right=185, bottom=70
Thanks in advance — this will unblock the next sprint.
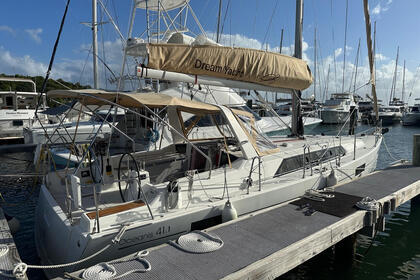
left=0, top=74, right=91, bottom=93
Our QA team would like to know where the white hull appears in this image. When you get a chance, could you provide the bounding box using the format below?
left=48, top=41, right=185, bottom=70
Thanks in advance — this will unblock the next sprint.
left=0, top=109, right=35, bottom=138
left=23, top=121, right=112, bottom=145
left=263, top=116, right=322, bottom=135
left=35, top=134, right=381, bottom=277
left=402, top=112, right=420, bottom=126
left=320, top=110, right=350, bottom=124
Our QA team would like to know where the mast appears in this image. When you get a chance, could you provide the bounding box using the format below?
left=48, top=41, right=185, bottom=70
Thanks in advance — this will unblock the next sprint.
left=402, top=59, right=406, bottom=102
left=292, top=0, right=304, bottom=136
left=325, top=64, right=331, bottom=102
left=342, top=0, right=348, bottom=93
left=279, top=28, right=284, bottom=54
left=313, top=27, right=317, bottom=100
left=216, top=0, right=222, bottom=43
left=390, top=46, right=399, bottom=104
left=363, top=0, right=378, bottom=122
left=92, top=0, right=99, bottom=89
left=353, top=38, right=361, bottom=93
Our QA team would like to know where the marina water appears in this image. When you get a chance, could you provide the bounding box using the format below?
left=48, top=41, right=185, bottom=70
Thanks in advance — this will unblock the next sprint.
left=0, top=123, right=419, bottom=279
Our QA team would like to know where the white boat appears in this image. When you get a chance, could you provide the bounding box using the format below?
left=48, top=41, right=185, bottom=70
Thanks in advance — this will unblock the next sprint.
left=371, top=105, right=402, bottom=126
left=33, top=1, right=381, bottom=277
left=35, top=91, right=382, bottom=277
left=0, top=77, right=46, bottom=141
left=402, top=102, right=420, bottom=126
left=320, top=93, right=358, bottom=124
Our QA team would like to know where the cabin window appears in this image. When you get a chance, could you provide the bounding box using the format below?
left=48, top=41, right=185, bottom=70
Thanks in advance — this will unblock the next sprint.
left=274, top=146, right=346, bottom=177
left=180, top=111, right=233, bottom=141
left=12, top=120, right=24, bottom=126
left=233, top=109, right=278, bottom=155
left=5, top=96, right=13, bottom=107
left=355, top=163, right=365, bottom=176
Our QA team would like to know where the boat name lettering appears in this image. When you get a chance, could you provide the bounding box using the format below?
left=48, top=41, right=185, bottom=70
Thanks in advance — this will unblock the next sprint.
left=118, top=232, right=153, bottom=245
left=194, top=59, right=244, bottom=78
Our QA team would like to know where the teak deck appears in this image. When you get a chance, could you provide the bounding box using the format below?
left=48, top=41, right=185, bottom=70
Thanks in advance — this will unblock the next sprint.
left=62, top=163, right=420, bottom=280
left=86, top=200, right=145, bottom=219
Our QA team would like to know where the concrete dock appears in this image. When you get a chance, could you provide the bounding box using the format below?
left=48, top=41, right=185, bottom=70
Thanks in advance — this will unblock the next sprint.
left=0, top=208, right=27, bottom=280
left=57, top=163, right=420, bottom=279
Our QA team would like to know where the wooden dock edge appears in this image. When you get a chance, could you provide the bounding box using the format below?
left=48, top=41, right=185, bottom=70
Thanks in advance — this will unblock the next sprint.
left=220, top=178, right=420, bottom=280
left=0, top=208, right=27, bottom=280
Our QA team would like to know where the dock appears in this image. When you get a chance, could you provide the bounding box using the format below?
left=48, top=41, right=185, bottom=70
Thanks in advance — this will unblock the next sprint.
left=0, top=208, right=27, bottom=280
left=59, top=163, right=420, bottom=280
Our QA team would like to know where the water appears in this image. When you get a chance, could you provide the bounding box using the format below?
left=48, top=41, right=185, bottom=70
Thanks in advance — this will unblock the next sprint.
left=0, top=123, right=419, bottom=279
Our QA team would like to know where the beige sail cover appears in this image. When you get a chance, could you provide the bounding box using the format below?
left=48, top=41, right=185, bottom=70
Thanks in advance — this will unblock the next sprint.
left=146, top=43, right=313, bottom=91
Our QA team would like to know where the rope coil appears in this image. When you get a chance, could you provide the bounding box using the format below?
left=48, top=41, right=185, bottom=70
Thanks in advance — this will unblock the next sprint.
left=170, top=231, right=224, bottom=253
left=82, top=250, right=151, bottom=280
left=356, top=196, right=379, bottom=211
left=0, top=245, right=9, bottom=258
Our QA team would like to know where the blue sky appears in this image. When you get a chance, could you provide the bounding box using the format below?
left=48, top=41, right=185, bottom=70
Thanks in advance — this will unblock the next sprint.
left=1, top=0, right=419, bottom=103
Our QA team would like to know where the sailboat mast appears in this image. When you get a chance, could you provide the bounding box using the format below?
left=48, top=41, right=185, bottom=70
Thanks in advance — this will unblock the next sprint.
left=92, top=0, right=99, bottom=89
left=279, top=28, right=284, bottom=54
left=292, top=0, right=304, bottom=136
left=390, top=46, right=399, bottom=103
left=325, top=64, right=331, bottom=102
left=342, top=0, right=349, bottom=93
left=313, top=27, right=317, bottom=100
left=353, top=38, right=361, bottom=93
left=216, top=0, right=222, bottom=43
left=402, top=59, right=406, bottom=102
left=363, top=0, right=379, bottom=122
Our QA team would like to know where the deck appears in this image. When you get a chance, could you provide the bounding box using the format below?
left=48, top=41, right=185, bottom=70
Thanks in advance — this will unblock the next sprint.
left=60, top=163, right=420, bottom=280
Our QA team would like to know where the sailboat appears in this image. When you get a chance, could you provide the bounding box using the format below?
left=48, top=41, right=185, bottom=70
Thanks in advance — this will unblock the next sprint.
left=33, top=0, right=382, bottom=277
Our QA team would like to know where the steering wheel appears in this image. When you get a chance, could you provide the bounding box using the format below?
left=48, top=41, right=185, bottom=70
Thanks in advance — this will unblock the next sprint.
left=117, top=153, right=141, bottom=202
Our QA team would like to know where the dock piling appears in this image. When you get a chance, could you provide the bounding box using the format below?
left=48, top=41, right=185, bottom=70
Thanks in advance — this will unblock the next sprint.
left=413, top=134, right=420, bottom=166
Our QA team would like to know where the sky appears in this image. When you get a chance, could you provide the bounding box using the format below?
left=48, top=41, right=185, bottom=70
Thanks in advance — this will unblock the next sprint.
left=1, top=0, right=420, bottom=104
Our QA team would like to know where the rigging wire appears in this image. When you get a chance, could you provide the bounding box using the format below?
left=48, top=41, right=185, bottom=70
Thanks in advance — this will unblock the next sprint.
left=407, top=63, right=420, bottom=102
left=342, top=0, right=349, bottom=93
left=219, top=0, right=231, bottom=41
left=262, top=0, right=279, bottom=51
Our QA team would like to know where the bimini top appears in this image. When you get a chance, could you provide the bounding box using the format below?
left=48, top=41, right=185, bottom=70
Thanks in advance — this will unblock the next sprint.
left=145, top=43, right=313, bottom=91
left=47, top=89, right=220, bottom=115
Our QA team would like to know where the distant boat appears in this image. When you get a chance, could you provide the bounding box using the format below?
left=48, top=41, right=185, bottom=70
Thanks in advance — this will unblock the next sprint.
left=402, top=100, right=420, bottom=126
left=0, top=77, right=46, bottom=142
left=319, top=93, right=358, bottom=124
left=371, top=105, right=402, bottom=126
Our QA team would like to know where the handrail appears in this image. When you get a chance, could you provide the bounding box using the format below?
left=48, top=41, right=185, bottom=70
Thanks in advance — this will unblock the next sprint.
left=247, top=156, right=262, bottom=193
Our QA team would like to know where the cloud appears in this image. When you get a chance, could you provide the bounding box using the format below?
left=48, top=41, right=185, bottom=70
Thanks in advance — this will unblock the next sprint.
left=371, top=0, right=393, bottom=16
left=375, top=53, right=388, bottom=61
left=25, top=28, right=43, bottom=44
left=0, top=25, right=15, bottom=35
left=0, top=46, right=46, bottom=76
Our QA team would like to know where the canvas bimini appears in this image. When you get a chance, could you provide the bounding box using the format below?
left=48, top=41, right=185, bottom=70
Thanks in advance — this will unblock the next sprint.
left=34, top=45, right=382, bottom=277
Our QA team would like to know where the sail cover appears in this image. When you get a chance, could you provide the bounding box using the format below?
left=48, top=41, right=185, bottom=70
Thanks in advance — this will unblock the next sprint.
left=146, top=43, right=313, bottom=91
